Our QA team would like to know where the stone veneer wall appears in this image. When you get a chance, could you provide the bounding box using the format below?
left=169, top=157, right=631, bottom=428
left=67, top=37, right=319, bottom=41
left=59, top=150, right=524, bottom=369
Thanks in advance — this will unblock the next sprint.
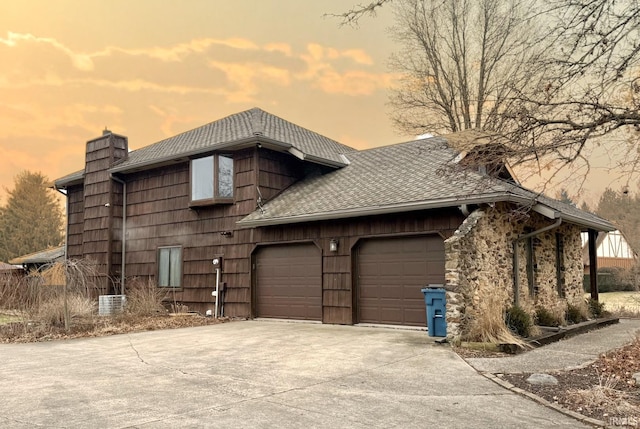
left=443, top=202, right=584, bottom=340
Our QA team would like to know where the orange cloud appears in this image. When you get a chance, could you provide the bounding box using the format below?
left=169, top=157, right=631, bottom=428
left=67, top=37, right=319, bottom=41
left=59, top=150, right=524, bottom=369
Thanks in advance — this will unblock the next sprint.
left=0, top=32, right=94, bottom=71
left=263, top=42, right=293, bottom=56
left=209, top=61, right=291, bottom=103
left=296, top=43, right=398, bottom=96
left=149, top=105, right=202, bottom=137
left=0, top=102, right=123, bottom=141
left=312, top=69, right=399, bottom=96
left=303, top=43, right=373, bottom=65
left=93, top=37, right=261, bottom=62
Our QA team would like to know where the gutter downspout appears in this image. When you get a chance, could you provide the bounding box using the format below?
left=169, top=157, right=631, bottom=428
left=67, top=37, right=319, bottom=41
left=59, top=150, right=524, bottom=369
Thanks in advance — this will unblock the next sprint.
left=54, top=185, right=69, bottom=260
left=110, top=175, right=126, bottom=296
left=512, top=217, right=562, bottom=306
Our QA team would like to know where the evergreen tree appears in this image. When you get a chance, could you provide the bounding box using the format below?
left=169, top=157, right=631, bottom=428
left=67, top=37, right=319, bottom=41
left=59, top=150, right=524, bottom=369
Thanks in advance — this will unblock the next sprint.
left=595, top=187, right=640, bottom=254
left=0, top=171, right=64, bottom=262
left=557, top=188, right=576, bottom=206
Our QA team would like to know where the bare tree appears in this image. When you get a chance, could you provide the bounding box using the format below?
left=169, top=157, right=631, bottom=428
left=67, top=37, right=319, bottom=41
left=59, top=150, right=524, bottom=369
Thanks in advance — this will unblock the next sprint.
left=331, top=0, right=391, bottom=26
left=388, top=0, right=547, bottom=137
left=335, top=0, right=640, bottom=182
left=509, top=1, right=640, bottom=168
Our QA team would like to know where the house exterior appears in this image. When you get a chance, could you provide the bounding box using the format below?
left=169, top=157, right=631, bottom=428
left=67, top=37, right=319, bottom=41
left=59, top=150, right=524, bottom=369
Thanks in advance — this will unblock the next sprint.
left=582, top=230, right=637, bottom=272
left=54, top=108, right=614, bottom=338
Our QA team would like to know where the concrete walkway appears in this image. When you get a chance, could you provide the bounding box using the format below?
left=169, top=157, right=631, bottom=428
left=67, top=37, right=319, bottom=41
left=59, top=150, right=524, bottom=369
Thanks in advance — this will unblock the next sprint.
left=0, top=320, right=589, bottom=428
left=467, top=318, right=640, bottom=374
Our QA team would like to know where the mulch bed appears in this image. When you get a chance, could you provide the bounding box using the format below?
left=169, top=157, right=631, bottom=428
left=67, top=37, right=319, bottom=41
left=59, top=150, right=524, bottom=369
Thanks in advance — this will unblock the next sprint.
left=499, top=339, right=640, bottom=424
left=0, top=314, right=230, bottom=343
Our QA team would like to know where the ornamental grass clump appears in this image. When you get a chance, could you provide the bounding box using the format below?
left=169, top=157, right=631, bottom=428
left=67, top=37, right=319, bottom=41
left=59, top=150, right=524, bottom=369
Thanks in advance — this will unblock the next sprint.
left=465, top=294, right=529, bottom=348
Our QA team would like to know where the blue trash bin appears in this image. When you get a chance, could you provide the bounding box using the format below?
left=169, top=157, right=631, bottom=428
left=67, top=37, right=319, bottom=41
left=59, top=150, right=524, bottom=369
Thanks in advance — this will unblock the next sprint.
left=421, top=286, right=447, bottom=337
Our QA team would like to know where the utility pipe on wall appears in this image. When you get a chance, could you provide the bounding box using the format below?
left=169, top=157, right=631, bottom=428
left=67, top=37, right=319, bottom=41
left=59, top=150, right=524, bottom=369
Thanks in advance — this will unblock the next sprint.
left=53, top=185, right=69, bottom=260
left=110, top=175, right=127, bottom=295
left=512, top=217, right=562, bottom=306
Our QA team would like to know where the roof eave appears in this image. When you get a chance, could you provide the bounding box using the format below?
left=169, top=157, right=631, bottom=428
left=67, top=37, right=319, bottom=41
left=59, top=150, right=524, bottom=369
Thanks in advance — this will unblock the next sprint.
left=558, top=213, right=615, bottom=232
left=531, top=202, right=615, bottom=231
left=109, top=136, right=264, bottom=174
left=54, top=175, right=84, bottom=188
left=109, top=135, right=346, bottom=175
left=236, top=193, right=532, bottom=229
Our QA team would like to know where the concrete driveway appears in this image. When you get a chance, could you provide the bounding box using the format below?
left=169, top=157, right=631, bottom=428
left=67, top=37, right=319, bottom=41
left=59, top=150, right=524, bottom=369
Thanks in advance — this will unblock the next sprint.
left=0, top=320, right=587, bottom=428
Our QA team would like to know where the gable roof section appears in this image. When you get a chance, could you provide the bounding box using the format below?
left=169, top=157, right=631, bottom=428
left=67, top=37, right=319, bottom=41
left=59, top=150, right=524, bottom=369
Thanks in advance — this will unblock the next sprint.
left=238, top=137, right=614, bottom=231
left=110, top=108, right=355, bottom=174
left=582, top=230, right=637, bottom=257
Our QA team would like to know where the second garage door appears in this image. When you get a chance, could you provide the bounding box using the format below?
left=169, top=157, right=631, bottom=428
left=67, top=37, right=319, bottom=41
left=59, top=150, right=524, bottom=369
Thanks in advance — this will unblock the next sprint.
left=357, top=235, right=445, bottom=326
left=255, top=243, right=322, bottom=321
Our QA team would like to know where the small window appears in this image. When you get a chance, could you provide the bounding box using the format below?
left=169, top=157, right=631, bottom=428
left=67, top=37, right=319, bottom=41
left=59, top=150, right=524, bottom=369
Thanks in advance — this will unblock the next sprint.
left=190, top=154, right=234, bottom=205
left=158, top=246, right=182, bottom=288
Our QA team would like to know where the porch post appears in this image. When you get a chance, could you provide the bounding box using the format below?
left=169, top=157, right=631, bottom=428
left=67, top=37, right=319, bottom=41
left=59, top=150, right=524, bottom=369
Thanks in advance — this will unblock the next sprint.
left=588, top=228, right=599, bottom=301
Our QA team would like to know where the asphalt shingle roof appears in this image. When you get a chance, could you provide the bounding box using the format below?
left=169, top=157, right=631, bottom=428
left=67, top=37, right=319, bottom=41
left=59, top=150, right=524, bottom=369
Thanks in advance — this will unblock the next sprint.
left=238, top=137, right=614, bottom=231
left=9, top=246, right=65, bottom=265
left=111, top=108, right=355, bottom=172
left=55, top=108, right=355, bottom=187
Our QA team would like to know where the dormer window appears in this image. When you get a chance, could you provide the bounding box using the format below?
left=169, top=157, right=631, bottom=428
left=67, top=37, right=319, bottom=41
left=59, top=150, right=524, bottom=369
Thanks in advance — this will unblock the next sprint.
left=190, top=154, right=234, bottom=205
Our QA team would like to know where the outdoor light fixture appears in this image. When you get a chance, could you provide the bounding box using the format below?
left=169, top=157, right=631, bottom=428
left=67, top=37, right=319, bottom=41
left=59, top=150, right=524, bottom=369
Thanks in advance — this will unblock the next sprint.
left=329, top=239, right=339, bottom=252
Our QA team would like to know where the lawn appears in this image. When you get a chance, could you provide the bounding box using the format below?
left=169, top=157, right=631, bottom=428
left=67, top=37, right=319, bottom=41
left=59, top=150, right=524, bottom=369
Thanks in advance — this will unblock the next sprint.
left=0, top=312, right=21, bottom=325
left=588, top=291, right=640, bottom=315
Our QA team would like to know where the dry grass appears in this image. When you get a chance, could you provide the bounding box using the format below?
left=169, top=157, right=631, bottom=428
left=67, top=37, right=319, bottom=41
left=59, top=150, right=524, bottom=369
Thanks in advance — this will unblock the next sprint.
left=0, top=261, right=225, bottom=343
left=464, top=294, right=530, bottom=348
left=585, top=292, right=640, bottom=317
left=566, top=373, right=638, bottom=418
left=37, top=294, right=96, bottom=327
left=124, top=277, right=170, bottom=316
left=0, top=314, right=226, bottom=343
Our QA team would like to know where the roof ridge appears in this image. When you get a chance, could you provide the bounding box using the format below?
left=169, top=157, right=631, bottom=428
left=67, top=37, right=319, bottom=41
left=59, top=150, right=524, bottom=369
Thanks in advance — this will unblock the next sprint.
left=351, top=136, right=450, bottom=155
left=250, top=107, right=264, bottom=136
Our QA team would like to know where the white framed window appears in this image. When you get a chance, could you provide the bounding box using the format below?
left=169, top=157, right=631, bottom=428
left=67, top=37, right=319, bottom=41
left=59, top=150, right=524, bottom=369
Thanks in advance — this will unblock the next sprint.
left=158, top=246, right=182, bottom=288
left=190, top=154, right=234, bottom=205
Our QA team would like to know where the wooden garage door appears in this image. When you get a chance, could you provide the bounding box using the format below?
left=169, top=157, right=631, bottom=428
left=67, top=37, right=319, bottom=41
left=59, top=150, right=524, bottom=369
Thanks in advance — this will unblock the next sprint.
left=357, top=235, right=445, bottom=326
left=255, top=243, right=322, bottom=321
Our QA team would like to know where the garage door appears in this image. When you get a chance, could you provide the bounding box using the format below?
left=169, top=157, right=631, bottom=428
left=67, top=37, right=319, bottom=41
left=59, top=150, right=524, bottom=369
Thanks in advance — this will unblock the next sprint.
left=357, top=235, right=445, bottom=326
left=255, top=243, right=322, bottom=320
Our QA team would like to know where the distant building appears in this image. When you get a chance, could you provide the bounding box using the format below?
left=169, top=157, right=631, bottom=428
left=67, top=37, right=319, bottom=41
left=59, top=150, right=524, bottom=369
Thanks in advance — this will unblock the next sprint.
left=9, top=246, right=65, bottom=272
left=582, top=230, right=637, bottom=272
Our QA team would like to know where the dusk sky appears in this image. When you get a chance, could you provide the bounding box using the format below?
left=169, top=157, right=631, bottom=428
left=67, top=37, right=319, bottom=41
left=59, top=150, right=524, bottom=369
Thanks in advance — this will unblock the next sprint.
left=0, top=0, right=631, bottom=207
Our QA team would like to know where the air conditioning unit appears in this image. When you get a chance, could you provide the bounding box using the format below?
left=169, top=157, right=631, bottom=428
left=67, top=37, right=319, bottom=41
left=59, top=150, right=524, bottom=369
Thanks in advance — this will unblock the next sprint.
left=98, top=294, right=127, bottom=316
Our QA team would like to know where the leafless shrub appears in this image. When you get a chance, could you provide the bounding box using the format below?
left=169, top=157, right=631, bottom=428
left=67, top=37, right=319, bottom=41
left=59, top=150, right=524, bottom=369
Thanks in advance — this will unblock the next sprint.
left=0, top=259, right=102, bottom=332
left=0, top=274, right=27, bottom=311
left=566, top=373, right=637, bottom=417
left=37, top=293, right=96, bottom=327
left=170, top=303, right=190, bottom=313
left=124, top=277, right=169, bottom=316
